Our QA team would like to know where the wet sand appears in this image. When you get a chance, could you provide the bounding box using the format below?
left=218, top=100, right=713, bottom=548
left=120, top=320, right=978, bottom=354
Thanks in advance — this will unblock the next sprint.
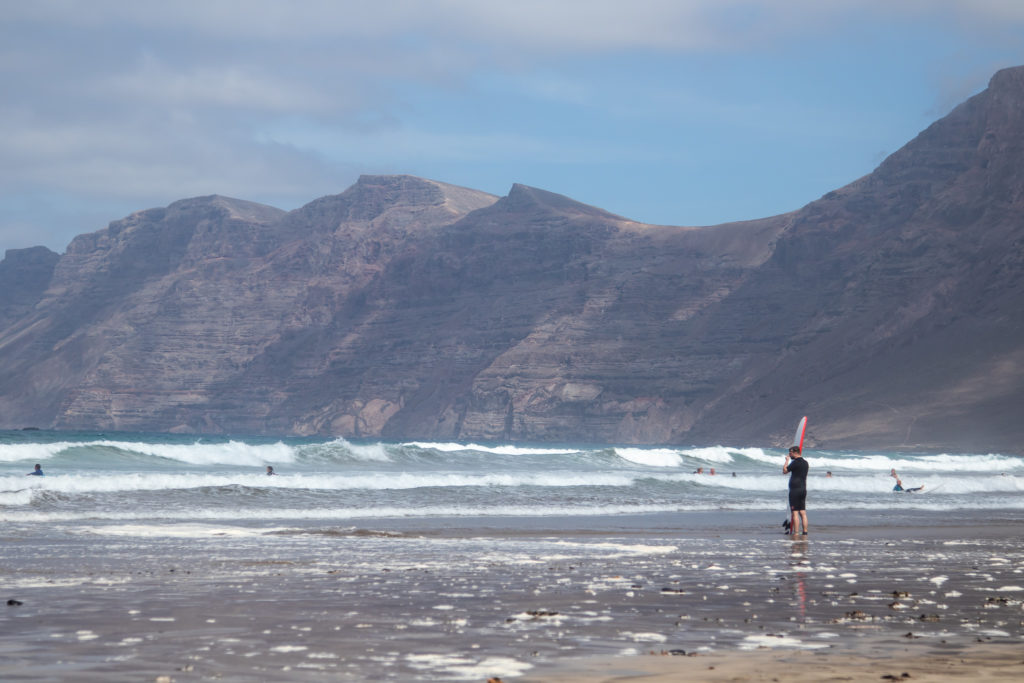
left=519, top=643, right=1024, bottom=682
left=2, top=510, right=1023, bottom=681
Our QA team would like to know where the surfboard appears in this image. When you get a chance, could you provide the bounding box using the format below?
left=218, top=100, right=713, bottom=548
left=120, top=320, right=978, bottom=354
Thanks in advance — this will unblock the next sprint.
left=792, top=415, right=807, bottom=451
left=783, top=416, right=809, bottom=534
left=893, top=485, right=930, bottom=493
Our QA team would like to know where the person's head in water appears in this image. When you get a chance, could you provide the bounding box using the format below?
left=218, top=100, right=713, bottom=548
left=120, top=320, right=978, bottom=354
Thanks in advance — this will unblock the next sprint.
left=266, top=466, right=275, bottom=475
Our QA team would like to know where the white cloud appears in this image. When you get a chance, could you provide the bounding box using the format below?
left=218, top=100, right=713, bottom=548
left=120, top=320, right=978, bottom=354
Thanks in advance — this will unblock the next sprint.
left=9, top=1, right=1023, bottom=52
left=96, top=56, right=337, bottom=112
left=2, top=0, right=1024, bottom=251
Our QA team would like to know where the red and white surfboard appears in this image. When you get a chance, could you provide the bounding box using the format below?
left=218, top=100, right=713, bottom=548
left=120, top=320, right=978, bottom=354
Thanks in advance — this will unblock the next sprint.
left=792, top=416, right=807, bottom=451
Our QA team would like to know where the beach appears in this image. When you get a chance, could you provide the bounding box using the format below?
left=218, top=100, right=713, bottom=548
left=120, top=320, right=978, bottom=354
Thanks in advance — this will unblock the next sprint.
left=520, top=643, right=1024, bottom=682
left=1, top=434, right=1023, bottom=680
left=3, top=510, right=1023, bottom=681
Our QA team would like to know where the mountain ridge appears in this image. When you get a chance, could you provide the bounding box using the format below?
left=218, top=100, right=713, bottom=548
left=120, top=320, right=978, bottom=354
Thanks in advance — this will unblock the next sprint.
left=2, top=66, right=1023, bottom=451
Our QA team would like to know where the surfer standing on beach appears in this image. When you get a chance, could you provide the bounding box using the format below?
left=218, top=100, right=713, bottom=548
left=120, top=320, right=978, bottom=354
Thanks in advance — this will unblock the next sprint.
left=783, top=446, right=809, bottom=535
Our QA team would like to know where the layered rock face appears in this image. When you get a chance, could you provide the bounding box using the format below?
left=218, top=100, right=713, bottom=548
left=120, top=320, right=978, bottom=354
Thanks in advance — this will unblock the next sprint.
left=2, top=67, right=1024, bottom=451
left=0, top=245, right=59, bottom=330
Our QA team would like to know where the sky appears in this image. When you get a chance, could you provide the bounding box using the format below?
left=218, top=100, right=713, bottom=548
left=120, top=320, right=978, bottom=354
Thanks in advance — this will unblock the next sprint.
left=3, top=1, right=1024, bottom=254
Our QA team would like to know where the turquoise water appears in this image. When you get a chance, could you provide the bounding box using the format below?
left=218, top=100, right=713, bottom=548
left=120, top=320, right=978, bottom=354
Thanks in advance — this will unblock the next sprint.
left=2, top=431, right=1022, bottom=527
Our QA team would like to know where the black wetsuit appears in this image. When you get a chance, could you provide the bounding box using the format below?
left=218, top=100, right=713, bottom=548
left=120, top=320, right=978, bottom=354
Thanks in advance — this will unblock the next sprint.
left=787, top=457, right=809, bottom=511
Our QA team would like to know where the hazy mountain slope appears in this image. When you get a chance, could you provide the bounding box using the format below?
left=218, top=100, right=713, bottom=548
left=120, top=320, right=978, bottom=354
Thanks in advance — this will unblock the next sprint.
left=684, top=66, right=1024, bottom=449
left=1, top=68, right=1023, bottom=451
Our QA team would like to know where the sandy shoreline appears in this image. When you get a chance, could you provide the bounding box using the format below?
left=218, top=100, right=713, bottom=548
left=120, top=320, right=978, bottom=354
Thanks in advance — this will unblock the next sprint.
left=519, top=642, right=1024, bottom=682
left=2, top=510, right=1022, bottom=680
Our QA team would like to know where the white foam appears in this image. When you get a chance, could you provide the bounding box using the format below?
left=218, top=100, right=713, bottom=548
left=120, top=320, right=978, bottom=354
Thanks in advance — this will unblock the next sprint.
left=0, top=439, right=297, bottom=466
left=303, top=438, right=391, bottom=462
left=106, top=439, right=297, bottom=466
left=405, top=654, right=532, bottom=680
left=683, top=446, right=765, bottom=463
left=621, top=632, right=667, bottom=642
left=614, top=448, right=683, bottom=467
left=9, top=467, right=1011, bottom=501
left=799, top=452, right=1020, bottom=474
left=739, top=634, right=829, bottom=650
left=0, top=470, right=645, bottom=496
left=77, top=523, right=288, bottom=538
left=404, top=442, right=581, bottom=456
left=2, top=502, right=690, bottom=524
left=0, top=489, right=35, bottom=505
left=548, top=541, right=676, bottom=558
left=0, top=441, right=75, bottom=463
left=8, top=576, right=132, bottom=588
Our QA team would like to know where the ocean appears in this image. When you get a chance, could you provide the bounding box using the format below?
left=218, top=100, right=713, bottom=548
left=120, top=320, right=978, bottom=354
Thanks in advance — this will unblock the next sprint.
left=2, top=431, right=1022, bottom=524
left=2, top=431, right=1023, bottom=681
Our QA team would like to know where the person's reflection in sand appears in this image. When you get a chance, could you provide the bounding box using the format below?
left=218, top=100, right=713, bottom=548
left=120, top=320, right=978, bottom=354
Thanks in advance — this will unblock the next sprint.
left=789, top=538, right=809, bottom=621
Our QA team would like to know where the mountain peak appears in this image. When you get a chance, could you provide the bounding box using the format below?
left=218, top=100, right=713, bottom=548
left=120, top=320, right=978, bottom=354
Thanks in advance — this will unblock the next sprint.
left=295, top=175, right=497, bottom=226
left=165, top=195, right=286, bottom=224
left=988, top=64, right=1024, bottom=94
left=498, top=183, right=624, bottom=219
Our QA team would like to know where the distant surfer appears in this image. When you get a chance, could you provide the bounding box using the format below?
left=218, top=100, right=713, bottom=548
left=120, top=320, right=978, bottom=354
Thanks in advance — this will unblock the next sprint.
left=694, top=467, right=704, bottom=474
left=266, top=466, right=276, bottom=476
left=783, top=446, right=809, bottom=535
left=893, top=479, right=924, bottom=493
left=27, top=464, right=44, bottom=476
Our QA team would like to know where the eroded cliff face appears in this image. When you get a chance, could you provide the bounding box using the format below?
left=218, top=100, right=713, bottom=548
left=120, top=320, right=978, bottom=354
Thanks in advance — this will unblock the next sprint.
left=2, top=67, right=1024, bottom=451
left=0, top=245, right=59, bottom=330
left=680, top=66, right=1024, bottom=449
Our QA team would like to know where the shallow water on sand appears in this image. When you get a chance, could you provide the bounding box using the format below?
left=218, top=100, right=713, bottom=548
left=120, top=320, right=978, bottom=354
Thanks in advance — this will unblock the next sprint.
left=3, top=511, right=1024, bottom=681
left=2, top=432, right=1023, bottom=680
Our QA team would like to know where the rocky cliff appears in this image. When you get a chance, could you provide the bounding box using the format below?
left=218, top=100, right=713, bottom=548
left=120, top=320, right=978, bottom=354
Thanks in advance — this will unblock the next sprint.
left=2, top=67, right=1023, bottom=451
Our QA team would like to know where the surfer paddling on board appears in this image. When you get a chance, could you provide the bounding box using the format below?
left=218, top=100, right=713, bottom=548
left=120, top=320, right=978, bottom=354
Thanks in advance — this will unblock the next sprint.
left=783, top=446, right=809, bottom=535
left=893, top=479, right=924, bottom=493
left=27, top=464, right=44, bottom=476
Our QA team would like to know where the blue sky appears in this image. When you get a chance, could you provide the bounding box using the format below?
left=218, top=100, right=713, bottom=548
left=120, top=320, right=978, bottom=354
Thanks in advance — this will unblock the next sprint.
left=3, top=1, right=1024, bottom=253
